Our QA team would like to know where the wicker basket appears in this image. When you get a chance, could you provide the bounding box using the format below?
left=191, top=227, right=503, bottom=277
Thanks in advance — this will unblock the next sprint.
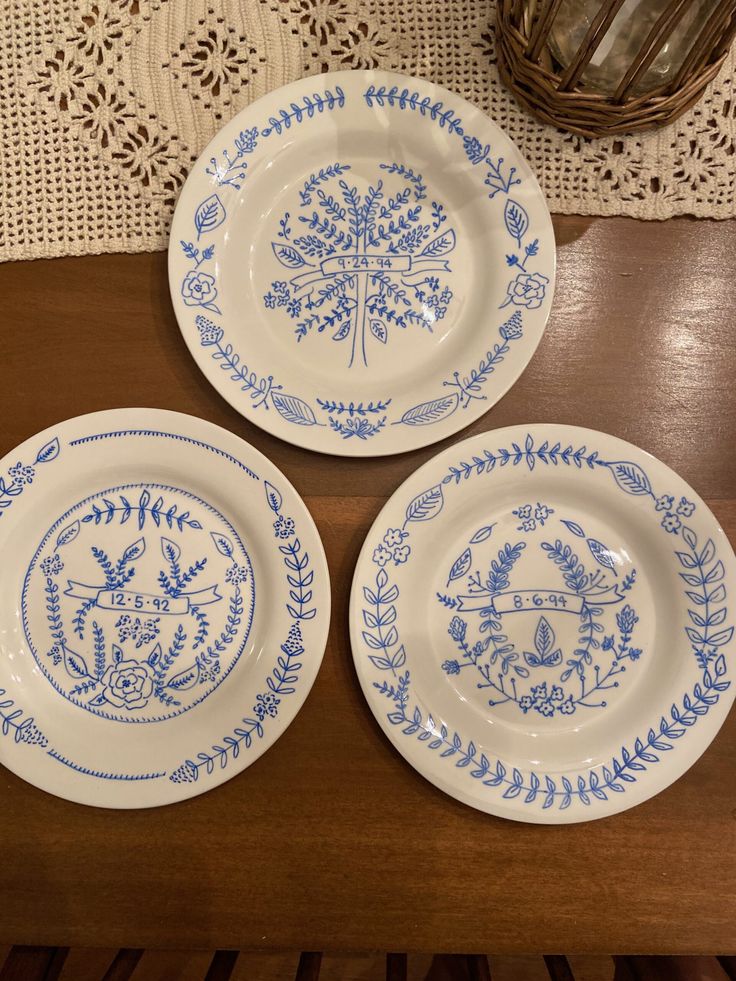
left=496, top=0, right=736, bottom=137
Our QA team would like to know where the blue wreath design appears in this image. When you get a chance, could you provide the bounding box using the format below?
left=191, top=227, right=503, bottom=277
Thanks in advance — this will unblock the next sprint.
left=22, top=482, right=255, bottom=725
left=359, top=435, right=733, bottom=811
left=0, top=436, right=61, bottom=752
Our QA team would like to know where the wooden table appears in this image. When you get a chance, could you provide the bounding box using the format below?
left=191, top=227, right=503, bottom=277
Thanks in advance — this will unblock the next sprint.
left=0, top=216, right=734, bottom=955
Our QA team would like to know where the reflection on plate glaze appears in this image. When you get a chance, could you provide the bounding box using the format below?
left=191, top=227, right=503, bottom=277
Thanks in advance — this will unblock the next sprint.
left=23, top=484, right=256, bottom=723
left=176, top=78, right=549, bottom=444
left=359, top=434, right=733, bottom=812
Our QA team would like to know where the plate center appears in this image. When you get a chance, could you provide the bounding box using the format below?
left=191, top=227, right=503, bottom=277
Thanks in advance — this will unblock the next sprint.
left=22, top=482, right=256, bottom=724
left=429, top=498, right=654, bottom=734
left=218, top=129, right=510, bottom=400
left=257, top=157, right=459, bottom=371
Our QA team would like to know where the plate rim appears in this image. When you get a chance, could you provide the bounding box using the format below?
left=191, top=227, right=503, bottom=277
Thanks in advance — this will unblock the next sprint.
left=349, top=422, right=735, bottom=824
left=168, top=68, right=556, bottom=458
left=0, top=407, right=331, bottom=808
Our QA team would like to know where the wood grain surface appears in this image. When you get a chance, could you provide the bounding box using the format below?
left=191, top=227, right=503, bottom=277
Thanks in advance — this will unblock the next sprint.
left=0, top=215, right=734, bottom=954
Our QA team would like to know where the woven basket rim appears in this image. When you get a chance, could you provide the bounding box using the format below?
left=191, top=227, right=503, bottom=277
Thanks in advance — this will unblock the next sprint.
left=496, top=0, right=736, bottom=137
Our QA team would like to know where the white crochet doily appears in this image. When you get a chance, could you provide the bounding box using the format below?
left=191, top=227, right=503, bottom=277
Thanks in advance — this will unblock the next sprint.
left=2, top=0, right=735, bottom=262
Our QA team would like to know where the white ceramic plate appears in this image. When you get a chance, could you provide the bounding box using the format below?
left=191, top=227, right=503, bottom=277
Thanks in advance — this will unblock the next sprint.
left=350, top=425, right=735, bottom=823
left=169, top=70, right=555, bottom=456
left=0, top=409, right=329, bottom=808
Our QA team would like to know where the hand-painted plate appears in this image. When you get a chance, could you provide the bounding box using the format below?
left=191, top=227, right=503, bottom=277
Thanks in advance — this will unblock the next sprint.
left=350, top=425, right=735, bottom=823
left=169, top=71, right=555, bottom=456
left=0, top=409, right=329, bottom=808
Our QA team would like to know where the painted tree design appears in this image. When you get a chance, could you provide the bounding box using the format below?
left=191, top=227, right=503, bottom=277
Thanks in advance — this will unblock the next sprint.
left=263, top=162, right=457, bottom=367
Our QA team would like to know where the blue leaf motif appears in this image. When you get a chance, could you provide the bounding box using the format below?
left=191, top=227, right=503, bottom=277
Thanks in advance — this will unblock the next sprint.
left=194, top=194, right=226, bottom=238
left=448, top=548, right=471, bottom=583
left=608, top=461, right=653, bottom=496
left=272, top=242, right=309, bottom=269
left=271, top=393, right=318, bottom=426
left=35, top=437, right=60, bottom=464
left=418, top=228, right=456, bottom=258
left=535, top=616, right=554, bottom=657
left=561, top=520, right=585, bottom=538
left=363, top=632, right=384, bottom=650
left=210, top=532, right=233, bottom=558
left=264, top=481, right=283, bottom=514
left=55, top=520, right=80, bottom=549
left=405, top=485, right=444, bottom=523
left=523, top=615, right=563, bottom=668
left=399, top=394, right=459, bottom=426
left=504, top=199, right=529, bottom=247
left=699, top=539, right=715, bottom=565
left=587, top=537, right=618, bottom=574
left=167, top=664, right=200, bottom=691
left=64, top=647, right=90, bottom=680
left=502, top=784, right=522, bottom=800
left=682, top=526, right=698, bottom=550
left=370, top=319, right=387, bottom=344
left=122, top=537, right=146, bottom=563
left=161, top=536, right=181, bottom=562
left=470, top=525, right=495, bottom=544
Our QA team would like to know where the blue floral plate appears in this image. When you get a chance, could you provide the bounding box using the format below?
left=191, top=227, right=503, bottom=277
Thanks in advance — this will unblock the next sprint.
left=350, top=425, right=735, bottom=822
left=0, top=409, right=329, bottom=807
left=169, top=71, right=555, bottom=456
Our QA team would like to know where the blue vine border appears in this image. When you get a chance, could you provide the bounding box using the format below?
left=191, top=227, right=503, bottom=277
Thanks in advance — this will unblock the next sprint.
left=0, top=436, right=61, bottom=755
left=178, top=77, right=552, bottom=443
left=0, top=436, right=59, bottom=518
left=359, top=434, right=733, bottom=813
left=170, top=479, right=318, bottom=782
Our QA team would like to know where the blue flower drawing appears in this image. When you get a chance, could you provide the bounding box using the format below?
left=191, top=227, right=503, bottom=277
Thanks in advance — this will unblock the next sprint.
left=501, top=272, right=549, bottom=310
left=262, top=162, right=458, bottom=367
left=448, top=616, right=467, bottom=643
left=372, top=528, right=413, bottom=568
left=181, top=270, right=221, bottom=314
left=9, top=462, right=35, bottom=485
left=196, top=316, right=223, bottom=346
left=41, top=554, right=64, bottom=577
left=101, top=658, right=154, bottom=710
left=662, top=512, right=682, bottom=533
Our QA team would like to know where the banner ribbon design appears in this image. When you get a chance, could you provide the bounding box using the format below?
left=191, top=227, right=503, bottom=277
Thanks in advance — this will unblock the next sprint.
left=289, top=253, right=452, bottom=295
left=454, top=586, right=624, bottom=615
left=64, top=582, right=222, bottom=616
